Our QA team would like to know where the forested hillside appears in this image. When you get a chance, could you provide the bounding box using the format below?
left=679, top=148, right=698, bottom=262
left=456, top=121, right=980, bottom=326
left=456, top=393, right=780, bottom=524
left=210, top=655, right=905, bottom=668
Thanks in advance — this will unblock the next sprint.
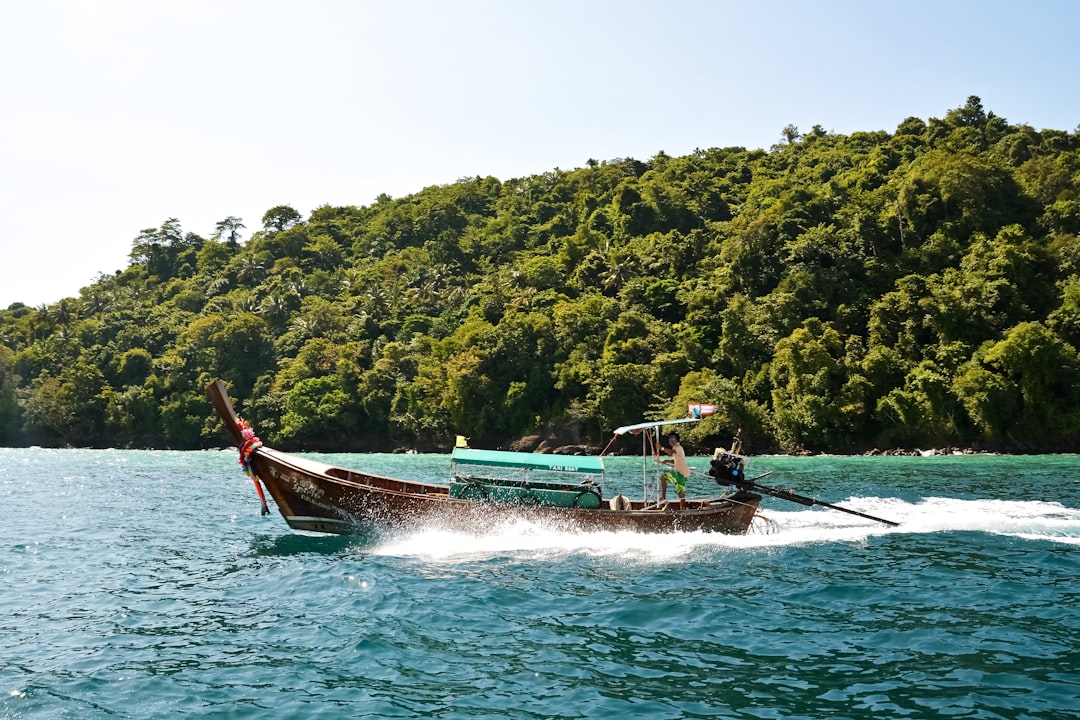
left=2, top=97, right=1079, bottom=454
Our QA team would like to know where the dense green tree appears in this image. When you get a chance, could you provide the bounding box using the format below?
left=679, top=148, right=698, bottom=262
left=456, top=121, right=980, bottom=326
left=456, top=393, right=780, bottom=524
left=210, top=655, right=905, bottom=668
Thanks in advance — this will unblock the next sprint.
left=104, top=383, right=160, bottom=445
left=212, top=216, right=246, bottom=248
left=3, top=97, right=1080, bottom=452
left=769, top=319, right=846, bottom=451
left=262, top=205, right=303, bottom=232
left=278, top=376, right=358, bottom=446
left=980, top=322, right=1080, bottom=444
left=953, top=358, right=1020, bottom=443
left=0, top=344, right=20, bottom=442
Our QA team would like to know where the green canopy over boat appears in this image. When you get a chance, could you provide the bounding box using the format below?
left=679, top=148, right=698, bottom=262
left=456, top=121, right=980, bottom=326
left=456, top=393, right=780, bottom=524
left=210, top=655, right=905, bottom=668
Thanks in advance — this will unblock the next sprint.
left=451, top=447, right=604, bottom=474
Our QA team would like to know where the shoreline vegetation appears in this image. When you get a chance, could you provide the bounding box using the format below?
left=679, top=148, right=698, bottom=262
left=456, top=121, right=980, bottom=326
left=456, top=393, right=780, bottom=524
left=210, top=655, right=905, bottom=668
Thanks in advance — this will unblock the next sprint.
left=2, top=97, right=1080, bottom=456
left=0, top=442, right=1032, bottom=459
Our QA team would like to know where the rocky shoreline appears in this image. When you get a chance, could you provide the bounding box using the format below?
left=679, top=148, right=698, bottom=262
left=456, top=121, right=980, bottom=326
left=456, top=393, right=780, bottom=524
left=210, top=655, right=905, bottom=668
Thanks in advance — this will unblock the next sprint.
left=860, top=447, right=994, bottom=457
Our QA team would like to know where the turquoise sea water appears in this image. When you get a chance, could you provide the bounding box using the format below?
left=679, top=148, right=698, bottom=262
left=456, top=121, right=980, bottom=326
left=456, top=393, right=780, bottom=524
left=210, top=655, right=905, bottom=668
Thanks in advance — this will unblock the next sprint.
left=2, top=448, right=1079, bottom=719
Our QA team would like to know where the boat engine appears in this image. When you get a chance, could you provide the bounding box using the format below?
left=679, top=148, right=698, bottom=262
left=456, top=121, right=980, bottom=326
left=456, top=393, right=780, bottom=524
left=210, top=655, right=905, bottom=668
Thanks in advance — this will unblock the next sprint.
left=708, top=449, right=747, bottom=487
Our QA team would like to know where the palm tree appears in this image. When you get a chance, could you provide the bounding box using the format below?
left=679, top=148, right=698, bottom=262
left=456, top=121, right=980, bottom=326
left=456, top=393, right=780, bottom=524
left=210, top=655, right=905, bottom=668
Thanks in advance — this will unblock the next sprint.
left=237, top=257, right=266, bottom=285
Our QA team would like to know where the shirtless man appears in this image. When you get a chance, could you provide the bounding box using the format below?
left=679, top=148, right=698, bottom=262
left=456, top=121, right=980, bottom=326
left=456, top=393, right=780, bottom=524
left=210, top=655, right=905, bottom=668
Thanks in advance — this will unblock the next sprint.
left=660, top=431, right=690, bottom=507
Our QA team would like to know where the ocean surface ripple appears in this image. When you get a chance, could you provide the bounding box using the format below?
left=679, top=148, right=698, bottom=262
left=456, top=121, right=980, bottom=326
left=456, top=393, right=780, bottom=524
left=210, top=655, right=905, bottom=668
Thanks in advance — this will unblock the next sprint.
left=1, top=449, right=1078, bottom=719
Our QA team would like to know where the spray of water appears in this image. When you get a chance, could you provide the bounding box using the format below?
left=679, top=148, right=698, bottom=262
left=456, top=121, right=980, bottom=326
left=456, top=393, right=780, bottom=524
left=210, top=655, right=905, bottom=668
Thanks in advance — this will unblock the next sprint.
left=371, top=496, right=1080, bottom=561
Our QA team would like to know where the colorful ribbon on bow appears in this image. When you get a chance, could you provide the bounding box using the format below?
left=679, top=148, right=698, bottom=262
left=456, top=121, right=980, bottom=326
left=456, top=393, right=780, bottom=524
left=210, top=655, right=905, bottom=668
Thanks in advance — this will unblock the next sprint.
left=237, top=418, right=269, bottom=516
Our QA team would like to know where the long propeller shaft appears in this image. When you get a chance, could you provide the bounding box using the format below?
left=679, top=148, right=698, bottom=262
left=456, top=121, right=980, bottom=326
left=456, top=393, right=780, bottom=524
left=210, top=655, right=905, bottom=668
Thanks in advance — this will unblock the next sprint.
left=741, top=476, right=899, bottom=526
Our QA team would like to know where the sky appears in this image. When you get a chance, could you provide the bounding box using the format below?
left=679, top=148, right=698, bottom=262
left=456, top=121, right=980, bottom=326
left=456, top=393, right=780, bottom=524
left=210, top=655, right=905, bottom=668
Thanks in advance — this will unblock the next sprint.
left=1, top=0, right=1078, bottom=309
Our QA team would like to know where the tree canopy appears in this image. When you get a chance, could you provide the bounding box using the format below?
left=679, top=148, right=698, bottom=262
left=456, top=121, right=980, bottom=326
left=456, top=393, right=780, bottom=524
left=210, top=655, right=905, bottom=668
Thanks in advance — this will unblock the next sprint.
left=3, top=97, right=1079, bottom=454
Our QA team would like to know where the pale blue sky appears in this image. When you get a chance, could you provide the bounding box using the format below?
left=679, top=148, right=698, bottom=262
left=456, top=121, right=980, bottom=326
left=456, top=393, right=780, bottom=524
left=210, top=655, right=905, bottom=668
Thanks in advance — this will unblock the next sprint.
left=1, top=0, right=1078, bottom=308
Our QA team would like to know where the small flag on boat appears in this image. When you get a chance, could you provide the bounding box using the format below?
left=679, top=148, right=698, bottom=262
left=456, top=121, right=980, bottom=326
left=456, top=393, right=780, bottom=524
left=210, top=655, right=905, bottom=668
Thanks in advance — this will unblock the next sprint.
left=689, top=403, right=716, bottom=419
left=455, top=435, right=469, bottom=448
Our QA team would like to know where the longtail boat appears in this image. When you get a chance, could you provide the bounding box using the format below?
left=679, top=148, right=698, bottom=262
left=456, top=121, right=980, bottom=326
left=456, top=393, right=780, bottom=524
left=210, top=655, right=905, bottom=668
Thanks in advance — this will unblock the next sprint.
left=206, top=380, right=766, bottom=535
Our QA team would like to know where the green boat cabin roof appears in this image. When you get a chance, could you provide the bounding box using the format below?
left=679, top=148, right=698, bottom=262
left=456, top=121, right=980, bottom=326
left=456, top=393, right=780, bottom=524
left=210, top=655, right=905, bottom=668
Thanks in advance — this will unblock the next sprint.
left=451, top=447, right=604, bottom=474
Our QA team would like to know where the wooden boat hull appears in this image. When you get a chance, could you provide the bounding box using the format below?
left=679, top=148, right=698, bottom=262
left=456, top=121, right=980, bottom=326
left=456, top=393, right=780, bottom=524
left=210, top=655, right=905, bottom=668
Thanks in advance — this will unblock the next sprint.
left=208, top=381, right=762, bottom=535
left=248, top=447, right=761, bottom=535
